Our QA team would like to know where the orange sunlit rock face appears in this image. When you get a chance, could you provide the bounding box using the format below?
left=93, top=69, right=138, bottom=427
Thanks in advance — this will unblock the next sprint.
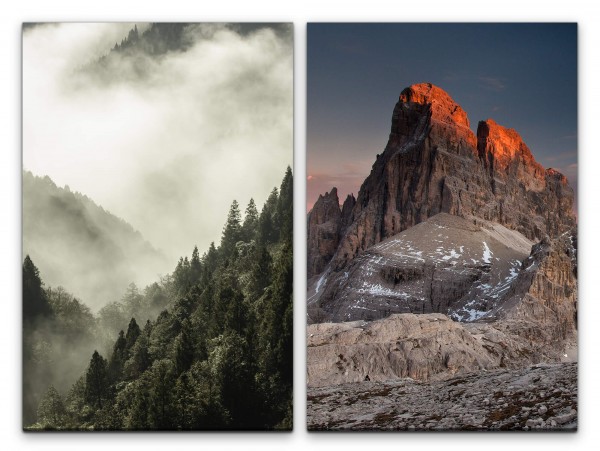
left=399, top=82, right=471, bottom=129
left=478, top=119, right=537, bottom=169
left=389, top=82, right=477, bottom=152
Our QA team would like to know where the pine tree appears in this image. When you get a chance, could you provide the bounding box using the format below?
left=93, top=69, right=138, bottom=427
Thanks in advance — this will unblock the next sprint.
left=125, top=381, right=150, bottom=429
left=84, top=351, right=110, bottom=409
left=221, top=200, right=242, bottom=258
left=247, top=245, right=273, bottom=302
left=124, top=327, right=151, bottom=380
left=277, top=166, right=293, bottom=242
left=257, top=188, right=279, bottom=245
left=23, top=255, right=51, bottom=323
left=125, top=318, right=141, bottom=351
left=108, top=330, right=127, bottom=382
left=241, top=198, right=259, bottom=242
left=209, top=331, right=254, bottom=427
left=147, top=359, right=175, bottom=429
left=201, top=242, right=219, bottom=286
left=174, top=319, right=194, bottom=375
left=190, top=245, right=202, bottom=284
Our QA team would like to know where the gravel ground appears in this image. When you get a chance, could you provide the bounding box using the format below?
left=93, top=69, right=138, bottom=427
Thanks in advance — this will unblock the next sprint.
left=307, top=362, right=577, bottom=431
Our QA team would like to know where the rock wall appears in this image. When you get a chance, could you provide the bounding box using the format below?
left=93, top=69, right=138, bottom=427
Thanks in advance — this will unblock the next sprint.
left=307, top=83, right=576, bottom=274
left=495, top=229, right=578, bottom=346
left=307, top=188, right=342, bottom=278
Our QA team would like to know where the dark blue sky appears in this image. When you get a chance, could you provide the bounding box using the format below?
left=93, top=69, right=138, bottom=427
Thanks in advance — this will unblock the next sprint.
left=307, top=23, right=577, bottom=211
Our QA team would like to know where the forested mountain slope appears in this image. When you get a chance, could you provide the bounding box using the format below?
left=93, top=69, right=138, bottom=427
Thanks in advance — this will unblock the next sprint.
left=24, top=167, right=293, bottom=430
left=23, top=171, right=168, bottom=311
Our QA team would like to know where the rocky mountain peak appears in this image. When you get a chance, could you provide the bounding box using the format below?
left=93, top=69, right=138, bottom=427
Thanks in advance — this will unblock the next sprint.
left=388, top=82, right=476, bottom=158
left=312, top=187, right=340, bottom=221
left=477, top=118, right=542, bottom=174
left=307, top=187, right=342, bottom=278
left=546, top=167, right=570, bottom=185
left=399, top=82, right=471, bottom=129
left=308, top=83, right=576, bottom=282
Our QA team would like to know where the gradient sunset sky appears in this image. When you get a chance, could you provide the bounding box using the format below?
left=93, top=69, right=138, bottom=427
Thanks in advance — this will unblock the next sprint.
left=307, top=23, right=577, bottom=212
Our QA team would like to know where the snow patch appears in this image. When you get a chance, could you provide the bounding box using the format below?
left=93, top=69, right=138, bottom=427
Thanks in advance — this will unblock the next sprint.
left=315, top=273, right=327, bottom=293
left=482, top=241, right=493, bottom=263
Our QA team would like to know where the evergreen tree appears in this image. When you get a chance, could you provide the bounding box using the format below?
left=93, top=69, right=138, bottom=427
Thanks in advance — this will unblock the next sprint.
left=43, top=167, right=294, bottom=431
left=220, top=200, right=242, bottom=258
left=247, top=245, right=273, bottom=302
left=241, top=198, right=259, bottom=242
left=125, top=381, right=151, bottom=429
left=277, top=166, right=293, bottom=242
left=257, top=188, right=279, bottom=245
left=108, top=330, right=127, bottom=382
left=201, top=242, right=219, bottom=286
left=209, top=331, right=255, bottom=428
left=174, top=319, right=194, bottom=375
left=124, top=326, right=151, bottom=380
left=64, top=375, right=88, bottom=425
left=125, top=318, right=141, bottom=351
left=37, top=385, right=67, bottom=428
left=173, top=371, right=200, bottom=430
left=147, top=359, right=176, bottom=429
left=190, top=245, right=202, bottom=284
left=84, top=351, right=110, bottom=409
left=23, top=255, right=51, bottom=322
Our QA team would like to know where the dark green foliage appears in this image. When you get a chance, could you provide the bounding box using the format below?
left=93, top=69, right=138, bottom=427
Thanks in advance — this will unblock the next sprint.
left=220, top=200, right=242, bottom=259
left=25, top=168, right=293, bottom=430
left=257, top=188, right=280, bottom=245
left=277, top=166, right=294, bottom=242
left=84, top=351, right=110, bottom=409
left=241, top=198, right=259, bottom=242
left=124, top=323, right=151, bottom=380
left=174, top=319, right=194, bottom=375
left=23, top=255, right=51, bottom=323
left=125, top=318, right=141, bottom=351
left=190, top=246, right=202, bottom=284
left=108, top=330, right=127, bottom=382
left=147, top=359, right=176, bottom=429
left=247, top=245, right=273, bottom=302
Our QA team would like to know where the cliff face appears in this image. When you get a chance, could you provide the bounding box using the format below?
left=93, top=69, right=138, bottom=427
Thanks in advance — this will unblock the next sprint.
left=307, top=188, right=342, bottom=278
left=307, top=188, right=356, bottom=278
left=306, top=228, right=578, bottom=388
left=308, top=83, right=576, bottom=274
left=494, top=228, right=578, bottom=345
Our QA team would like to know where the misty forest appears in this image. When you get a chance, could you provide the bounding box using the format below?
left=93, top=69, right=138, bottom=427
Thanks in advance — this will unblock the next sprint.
left=23, top=167, right=293, bottom=430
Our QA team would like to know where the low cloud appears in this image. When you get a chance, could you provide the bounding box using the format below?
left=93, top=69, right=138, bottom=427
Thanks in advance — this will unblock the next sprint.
left=23, top=23, right=293, bottom=274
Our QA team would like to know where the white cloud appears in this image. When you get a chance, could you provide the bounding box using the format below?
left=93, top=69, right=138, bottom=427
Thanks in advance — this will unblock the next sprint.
left=23, top=23, right=293, bottom=265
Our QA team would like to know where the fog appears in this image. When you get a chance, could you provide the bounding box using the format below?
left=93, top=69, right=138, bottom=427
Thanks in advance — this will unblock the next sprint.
left=23, top=23, right=293, bottom=300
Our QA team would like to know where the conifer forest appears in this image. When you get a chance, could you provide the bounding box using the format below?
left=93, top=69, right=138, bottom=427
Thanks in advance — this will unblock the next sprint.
left=23, top=168, right=293, bottom=430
